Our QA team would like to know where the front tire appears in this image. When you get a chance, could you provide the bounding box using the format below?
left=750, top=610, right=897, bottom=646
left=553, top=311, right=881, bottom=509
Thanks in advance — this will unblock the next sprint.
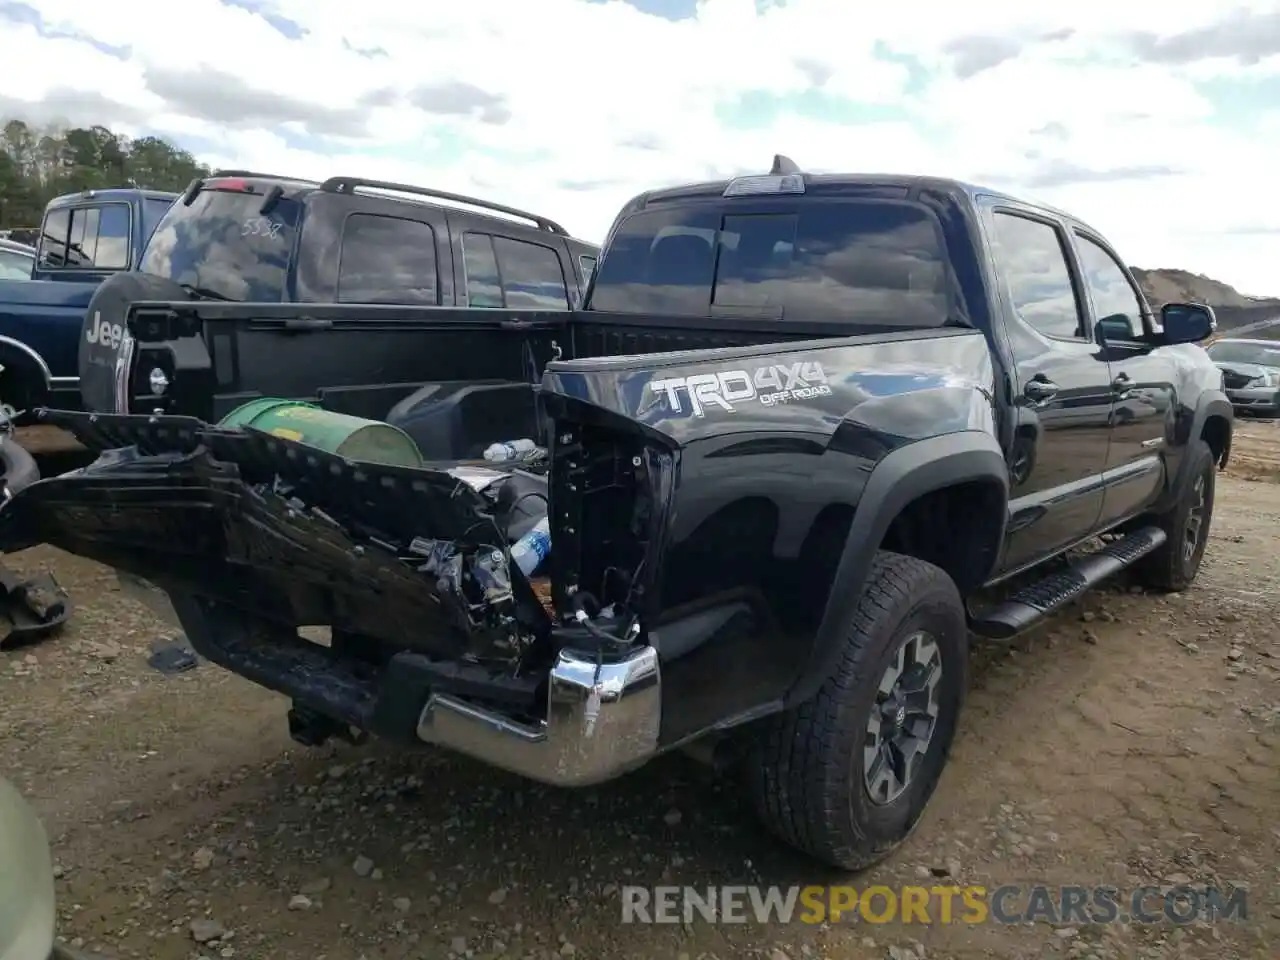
left=745, top=551, right=968, bottom=871
left=1133, top=439, right=1216, bottom=591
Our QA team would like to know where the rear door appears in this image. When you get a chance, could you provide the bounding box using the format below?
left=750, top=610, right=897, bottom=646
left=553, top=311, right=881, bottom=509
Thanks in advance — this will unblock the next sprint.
left=981, top=202, right=1114, bottom=573
left=227, top=200, right=456, bottom=416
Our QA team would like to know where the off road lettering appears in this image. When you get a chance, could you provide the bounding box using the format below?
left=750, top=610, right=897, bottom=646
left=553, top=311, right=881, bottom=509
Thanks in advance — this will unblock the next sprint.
left=85, top=311, right=124, bottom=350
left=649, top=361, right=831, bottom=417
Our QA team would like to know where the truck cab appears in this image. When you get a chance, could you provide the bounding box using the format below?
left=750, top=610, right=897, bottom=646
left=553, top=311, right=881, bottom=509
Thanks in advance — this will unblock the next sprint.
left=0, top=188, right=177, bottom=415
left=30, top=188, right=177, bottom=283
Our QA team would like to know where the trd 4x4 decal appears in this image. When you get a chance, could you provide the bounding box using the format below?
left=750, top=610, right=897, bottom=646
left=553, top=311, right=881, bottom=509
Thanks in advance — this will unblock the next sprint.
left=648, top=361, right=832, bottom=418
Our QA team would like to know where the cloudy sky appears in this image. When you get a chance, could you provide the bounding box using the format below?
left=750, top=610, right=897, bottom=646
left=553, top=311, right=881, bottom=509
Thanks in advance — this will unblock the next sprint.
left=3, top=0, right=1279, bottom=295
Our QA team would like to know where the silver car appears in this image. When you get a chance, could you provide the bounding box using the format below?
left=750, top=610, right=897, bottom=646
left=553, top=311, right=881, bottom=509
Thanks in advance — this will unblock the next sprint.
left=0, top=238, right=35, bottom=280
left=1206, top=338, right=1280, bottom=416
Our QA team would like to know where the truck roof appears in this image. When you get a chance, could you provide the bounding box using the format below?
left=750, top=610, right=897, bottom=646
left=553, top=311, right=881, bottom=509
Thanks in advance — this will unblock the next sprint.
left=45, top=187, right=180, bottom=208
left=628, top=170, right=1101, bottom=239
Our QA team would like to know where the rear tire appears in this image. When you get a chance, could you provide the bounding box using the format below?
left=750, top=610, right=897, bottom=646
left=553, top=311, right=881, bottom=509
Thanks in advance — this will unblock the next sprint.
left=745, top=551, right=968, bottom=871
left=1133, top=439, right=1216, bottom=592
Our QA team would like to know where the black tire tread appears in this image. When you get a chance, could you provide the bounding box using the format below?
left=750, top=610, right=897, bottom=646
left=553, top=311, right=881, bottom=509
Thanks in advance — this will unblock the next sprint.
left=747, top=550, right=964, bottom=870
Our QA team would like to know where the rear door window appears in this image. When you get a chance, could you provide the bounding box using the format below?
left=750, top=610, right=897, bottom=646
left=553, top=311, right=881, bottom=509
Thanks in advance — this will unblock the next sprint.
left=990, top=212, right=1085, bottom=341
left=588, top=200, right=950, bottom=325
left=462, top=232, right=505, bottom=307
left=493, top=237, right=569, bottom=309
left=337, top=214, right=439, bottom=305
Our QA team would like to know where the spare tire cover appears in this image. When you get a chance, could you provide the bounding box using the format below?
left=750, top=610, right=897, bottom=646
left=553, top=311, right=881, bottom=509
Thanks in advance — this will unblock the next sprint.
left=79, top=272, right=192, bottom=413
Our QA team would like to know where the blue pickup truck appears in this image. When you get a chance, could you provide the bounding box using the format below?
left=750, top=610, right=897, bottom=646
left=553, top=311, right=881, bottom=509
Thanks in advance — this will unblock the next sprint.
left=0, top=188, right=177, bottom=412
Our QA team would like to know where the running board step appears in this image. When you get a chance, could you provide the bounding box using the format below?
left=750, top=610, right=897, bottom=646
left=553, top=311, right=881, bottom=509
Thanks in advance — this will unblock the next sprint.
left=970, top=526, right=1167, bottom=640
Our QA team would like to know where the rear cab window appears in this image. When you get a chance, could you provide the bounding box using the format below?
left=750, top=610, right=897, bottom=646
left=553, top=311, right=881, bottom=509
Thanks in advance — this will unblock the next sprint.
left=140, top=178, right=300, bottom=301
left=587, top=193, right=951, bottom=326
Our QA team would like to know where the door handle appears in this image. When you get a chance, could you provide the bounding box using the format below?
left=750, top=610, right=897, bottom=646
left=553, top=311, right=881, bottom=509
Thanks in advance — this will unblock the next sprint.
left=1024, top=377, right=1058, bottom=403
left=1112, top=373, right=1133, bottom=396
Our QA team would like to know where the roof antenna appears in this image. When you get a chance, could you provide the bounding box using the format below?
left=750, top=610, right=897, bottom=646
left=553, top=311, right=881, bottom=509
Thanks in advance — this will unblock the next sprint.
left=770, top=154, right=801, bottom=175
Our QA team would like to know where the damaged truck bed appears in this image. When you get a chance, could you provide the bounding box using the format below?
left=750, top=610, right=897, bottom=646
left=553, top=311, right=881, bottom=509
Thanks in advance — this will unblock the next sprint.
left=0, top=161, right=1231, bottom=872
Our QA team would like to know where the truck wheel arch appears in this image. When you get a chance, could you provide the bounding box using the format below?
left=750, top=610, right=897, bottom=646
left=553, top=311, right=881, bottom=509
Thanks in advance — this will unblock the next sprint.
left=785, top=430, right=1008, bottom=708
left=1154, top=393, right=1231, bottom=515
left=0, top=339, right=51, bottom=411
left=1195, top=397, right=1231, bottom=470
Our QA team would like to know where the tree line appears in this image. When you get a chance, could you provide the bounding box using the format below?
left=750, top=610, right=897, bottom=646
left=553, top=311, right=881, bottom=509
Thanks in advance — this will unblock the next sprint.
left=0, top=118, right=211, bottom=228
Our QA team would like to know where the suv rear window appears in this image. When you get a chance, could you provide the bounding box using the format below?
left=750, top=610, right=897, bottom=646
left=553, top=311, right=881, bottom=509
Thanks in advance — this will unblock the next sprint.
left=589, top=200, right=950, bottom=326
left=139, top=188, right=299, bottom=301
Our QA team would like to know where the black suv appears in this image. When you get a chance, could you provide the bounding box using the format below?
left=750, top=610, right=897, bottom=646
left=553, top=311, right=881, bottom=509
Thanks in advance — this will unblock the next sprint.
left=78, top=171, right=599, bottom=412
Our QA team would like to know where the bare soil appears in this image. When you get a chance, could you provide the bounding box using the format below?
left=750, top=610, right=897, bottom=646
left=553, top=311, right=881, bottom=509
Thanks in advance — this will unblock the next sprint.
left=1, top=426, right=1276, bottom=960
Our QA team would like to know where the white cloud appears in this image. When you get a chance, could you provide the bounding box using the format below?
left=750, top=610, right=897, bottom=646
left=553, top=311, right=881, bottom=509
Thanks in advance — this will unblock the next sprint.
left=3, top=0, right=1280, bottom=293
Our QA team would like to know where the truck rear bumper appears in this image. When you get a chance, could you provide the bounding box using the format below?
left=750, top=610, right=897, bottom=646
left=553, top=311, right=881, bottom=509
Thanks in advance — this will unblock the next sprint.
left=415, top=645, right=660, bottom=786
left=118, top=569, right=662, bottom=787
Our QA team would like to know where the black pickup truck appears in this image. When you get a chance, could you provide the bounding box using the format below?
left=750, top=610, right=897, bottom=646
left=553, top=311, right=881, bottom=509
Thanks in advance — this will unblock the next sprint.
left=0, top=158, right=1231, bottom=871
left=78, top=171, right=600, bottom=415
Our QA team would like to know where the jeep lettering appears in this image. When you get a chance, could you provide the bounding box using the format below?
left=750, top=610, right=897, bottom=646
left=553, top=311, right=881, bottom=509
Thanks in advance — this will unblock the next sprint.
left=85, top=312, right=124, bottom=350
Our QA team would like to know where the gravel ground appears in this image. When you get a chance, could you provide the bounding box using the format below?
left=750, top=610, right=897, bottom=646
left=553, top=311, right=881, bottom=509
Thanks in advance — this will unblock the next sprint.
left=0, top=424, right=1276, bottom=960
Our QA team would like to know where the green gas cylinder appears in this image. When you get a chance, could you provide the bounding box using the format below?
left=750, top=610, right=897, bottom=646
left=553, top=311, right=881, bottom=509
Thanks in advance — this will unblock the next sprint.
left=218, top=398, right=424, bottom=468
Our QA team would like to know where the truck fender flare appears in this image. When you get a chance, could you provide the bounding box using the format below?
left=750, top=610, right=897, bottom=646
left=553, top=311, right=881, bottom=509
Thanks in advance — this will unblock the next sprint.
left=1187, top=392, right=1232, bottom=468
left=784, top=430, right=1009, bottom=707
left=1149, top=391, right=1230, bottom=515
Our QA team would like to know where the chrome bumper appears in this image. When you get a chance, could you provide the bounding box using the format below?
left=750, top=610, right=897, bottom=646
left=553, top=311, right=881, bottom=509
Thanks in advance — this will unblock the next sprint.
left=117, top=569, right=663, bottom=788
left=416, top=645, right=661, bottom=787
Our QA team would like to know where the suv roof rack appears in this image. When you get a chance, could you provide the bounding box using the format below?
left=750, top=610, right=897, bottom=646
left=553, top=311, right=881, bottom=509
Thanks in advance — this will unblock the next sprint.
left=318, top=177, right=568, bottom=236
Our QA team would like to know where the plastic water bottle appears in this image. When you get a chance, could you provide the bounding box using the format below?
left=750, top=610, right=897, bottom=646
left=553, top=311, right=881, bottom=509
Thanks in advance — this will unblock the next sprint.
left=483, top=438, right=538, bottom=462
left=510, top=517, right=551, bottom=576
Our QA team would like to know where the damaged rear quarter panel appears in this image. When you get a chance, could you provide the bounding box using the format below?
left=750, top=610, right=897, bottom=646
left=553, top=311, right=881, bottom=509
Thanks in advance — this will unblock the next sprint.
left=542, top=328, right=997, bottom=744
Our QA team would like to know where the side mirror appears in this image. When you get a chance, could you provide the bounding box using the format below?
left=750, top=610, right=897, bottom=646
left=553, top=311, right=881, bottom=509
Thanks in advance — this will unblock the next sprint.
left=1161, top=302, right=1216, bottom=344
left=1096, top=313, right=1137, bottom=341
